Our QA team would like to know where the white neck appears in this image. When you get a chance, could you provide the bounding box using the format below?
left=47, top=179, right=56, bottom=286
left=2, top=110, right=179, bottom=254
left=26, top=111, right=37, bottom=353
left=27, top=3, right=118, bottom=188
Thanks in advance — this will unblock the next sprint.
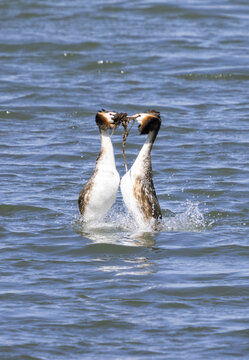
left=98, top=130, right=116, bottom=168
left=131, top=131, right=154, bottom=171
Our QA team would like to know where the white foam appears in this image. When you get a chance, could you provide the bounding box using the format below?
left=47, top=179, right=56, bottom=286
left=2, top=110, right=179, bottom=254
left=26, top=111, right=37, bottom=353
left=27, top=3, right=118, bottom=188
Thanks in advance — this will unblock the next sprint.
left=162, top=202, right=207, bottom=232
left=72, top=202, right=207, bottom=245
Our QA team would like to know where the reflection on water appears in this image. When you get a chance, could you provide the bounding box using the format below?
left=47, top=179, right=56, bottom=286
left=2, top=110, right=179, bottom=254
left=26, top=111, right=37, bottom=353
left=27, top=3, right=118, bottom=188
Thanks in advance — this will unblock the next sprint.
left=99, top=257, right=156, bottom=276
left=72, top=215, right=157, bottom=247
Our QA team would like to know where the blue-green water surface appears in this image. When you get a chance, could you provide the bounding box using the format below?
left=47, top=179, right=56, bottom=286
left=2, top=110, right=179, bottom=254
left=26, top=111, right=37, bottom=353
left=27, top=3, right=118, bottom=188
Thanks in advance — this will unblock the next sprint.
left=0, top=1, right=249, bottom=359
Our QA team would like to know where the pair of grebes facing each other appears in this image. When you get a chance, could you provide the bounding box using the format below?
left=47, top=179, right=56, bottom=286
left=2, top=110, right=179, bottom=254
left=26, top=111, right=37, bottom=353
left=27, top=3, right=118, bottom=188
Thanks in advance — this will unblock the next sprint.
left=78, top=109, right=162, bottom=229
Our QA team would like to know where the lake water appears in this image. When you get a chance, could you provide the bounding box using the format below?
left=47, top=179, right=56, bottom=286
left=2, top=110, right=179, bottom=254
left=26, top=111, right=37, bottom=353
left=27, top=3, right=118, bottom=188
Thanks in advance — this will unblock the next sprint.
left=0, top=0, right=249, bottom=359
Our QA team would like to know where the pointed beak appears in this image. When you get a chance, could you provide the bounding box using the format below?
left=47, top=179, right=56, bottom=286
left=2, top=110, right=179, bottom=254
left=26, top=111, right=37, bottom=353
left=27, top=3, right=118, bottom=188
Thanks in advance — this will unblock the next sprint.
left=126, top=115, right=138, bottom=121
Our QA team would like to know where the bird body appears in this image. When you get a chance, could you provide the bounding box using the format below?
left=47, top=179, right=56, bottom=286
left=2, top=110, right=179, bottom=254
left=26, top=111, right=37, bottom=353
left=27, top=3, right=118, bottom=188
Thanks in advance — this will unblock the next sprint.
left=121, top=111, right=162, bottom=228
left=78, top=111, right=120, bottom=222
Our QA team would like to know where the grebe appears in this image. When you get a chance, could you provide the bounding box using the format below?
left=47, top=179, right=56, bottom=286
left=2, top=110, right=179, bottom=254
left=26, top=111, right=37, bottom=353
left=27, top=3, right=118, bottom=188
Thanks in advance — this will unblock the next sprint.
left=78, top=110, right=121, bottom=222
left=120, top=110, right=162, bottom=228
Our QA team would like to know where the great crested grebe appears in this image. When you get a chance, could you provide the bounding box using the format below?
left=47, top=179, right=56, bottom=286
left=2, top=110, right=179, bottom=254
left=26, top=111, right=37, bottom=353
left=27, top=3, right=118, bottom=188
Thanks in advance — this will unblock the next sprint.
left=78, top=110, right=121, bottom=222
left=120, top=110, right=162, bottom=228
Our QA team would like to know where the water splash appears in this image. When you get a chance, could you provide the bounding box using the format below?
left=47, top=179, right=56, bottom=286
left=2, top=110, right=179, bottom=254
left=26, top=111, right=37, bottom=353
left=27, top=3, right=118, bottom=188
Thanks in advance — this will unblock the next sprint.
left=72, top=202, right=207, bottom=245
left=72, top=206, right=154, bottom=246
left=163, top=202, right=207, bottom=232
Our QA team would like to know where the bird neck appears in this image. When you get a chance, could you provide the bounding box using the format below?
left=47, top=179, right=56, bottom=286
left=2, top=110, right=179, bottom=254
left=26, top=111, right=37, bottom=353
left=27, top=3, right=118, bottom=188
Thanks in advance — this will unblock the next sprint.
left=134, top=130, right=157, bottom=164
left=130, top=130, right=158, bottom=175
left=97, top=129, right=116, bottom=167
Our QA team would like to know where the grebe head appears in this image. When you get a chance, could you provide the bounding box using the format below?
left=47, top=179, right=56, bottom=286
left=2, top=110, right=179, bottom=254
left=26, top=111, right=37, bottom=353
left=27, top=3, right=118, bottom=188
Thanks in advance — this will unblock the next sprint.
left=95, top=109, right=122, bottom=130
left=129, top=110, right=161, bottom=134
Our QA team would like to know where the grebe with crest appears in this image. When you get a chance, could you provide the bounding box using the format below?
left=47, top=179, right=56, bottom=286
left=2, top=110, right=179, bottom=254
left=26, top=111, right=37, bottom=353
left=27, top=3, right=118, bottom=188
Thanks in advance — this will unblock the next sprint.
left=78, top=110, right=122, bottom=222
left=120, top=110, right=162, bottom=228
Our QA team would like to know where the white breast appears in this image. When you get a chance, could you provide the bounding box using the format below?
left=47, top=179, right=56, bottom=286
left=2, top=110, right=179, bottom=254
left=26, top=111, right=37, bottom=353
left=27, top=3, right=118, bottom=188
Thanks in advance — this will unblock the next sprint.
left=120, top=169, right=147, bottom=227
left=84, top=167, right=120, bottom=222
left=81, top=131, right=120, bottom=222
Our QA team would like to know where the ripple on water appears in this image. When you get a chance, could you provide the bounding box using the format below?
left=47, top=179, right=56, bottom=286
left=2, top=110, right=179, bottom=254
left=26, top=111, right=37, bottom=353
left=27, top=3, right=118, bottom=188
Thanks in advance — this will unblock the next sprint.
left=0, top=204, right=51, bottom=217
left=178, top=67, right=249, bottom=81
left=1, top=0, right=249, bottom=358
